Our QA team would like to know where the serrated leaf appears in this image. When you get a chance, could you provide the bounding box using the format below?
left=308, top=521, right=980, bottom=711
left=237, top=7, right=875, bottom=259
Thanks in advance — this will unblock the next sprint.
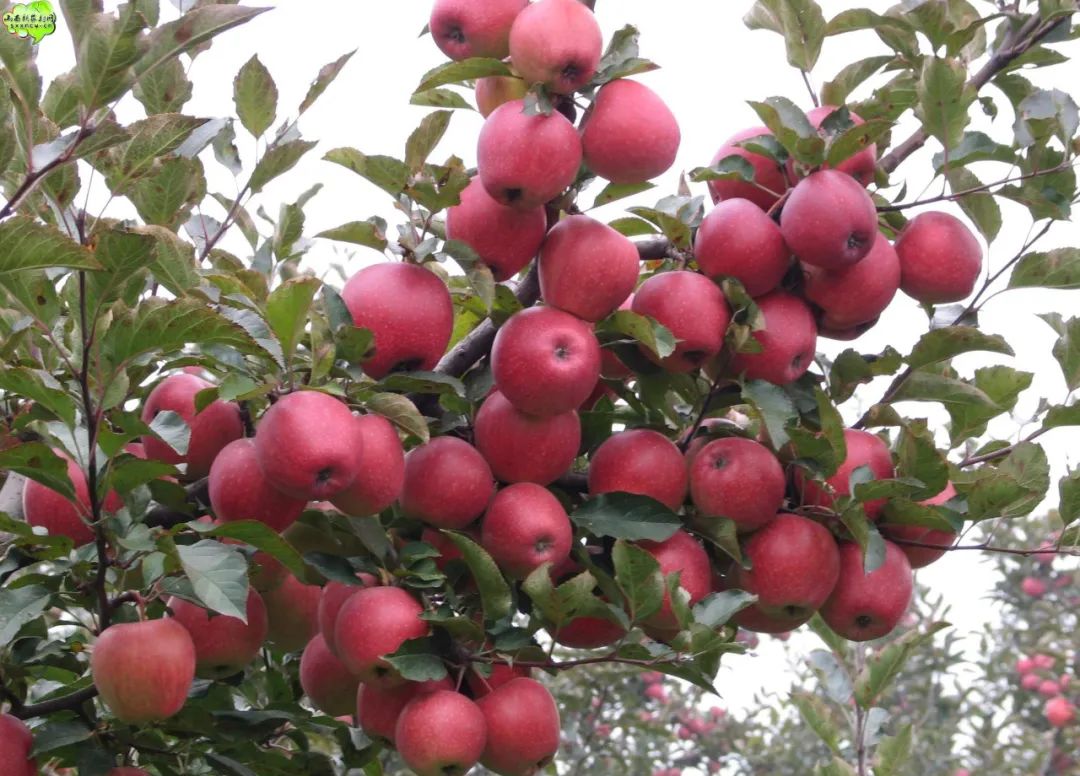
left=889, top=371, right=997, bottom=410
left=324, top=147, right=410, bottom=198
left=374, top=371, right=466, bottom=398
left=947, top=365, right=1032, bottom=446
left=193, top=520, right=308, bottom=582
left=413, top=57, right=512, bottom=94
left=266, top=276, right=320, bottom=366
left=748, top=96, right=824, bottom=165
left=443, top=531, right=512, bottom=622
left=689, top=154, right=757, bottom=184
left=570, top=493, right=682, bottom=542
left=0, top=368, right=78, bottom=428
left=108, top=113, right=210, bottom=191
left=148, top=409, right=190, bottom=456
left=1058, top=467, right=1080, bottom=527
left=742, top=380, right=797, bottom=448
left=691, top=590, right=756, bottom=629
left=366, top=393, right=429, bottom=443
left=299, top=49, right=355, bottom=115
left=405, top=110, right=452, bottom=172
left=906, top=327, right=1012, bottom=370
left=0, top=216, right=100, bottom=273
left=612, top=539, right=664, bottom=625
left=945, top=167, right=1001, bottom=243
left=316, top=218, right=388, bottom=251
left=233, top=54, right=278, bottom=138
left=822, top=55, right=894, bottom=106
left=829, top=347, right=903, bottom=403
left=135, top=5, right=270, bottom=78
left=248, top=139, right=317, bottom=194
left=874, top=723, right=913, bottom=776
left=595, top=310, right=677, bottom=360
left=523, top=567, right=614, bottom=629
left=384, top=637, right=449, bottom=682
left=915, top=56, right=975, bottom=148
left=77, top=6, right=145, bottom=110
left=133, top=54, right=192, bottom=115
left=0, top=442, right=77, bottom=502
left=1046, top=316, right=1080, bottom=391
left=29, top=720, right=93, bottom=757
left=591, top=181, right=655, bottom=209
left=410, top=87, right=475, bottom=111
left=826, top=119, right=890, bottom=168
left=792, top=690, right=843, bottom=754
left=177, top=539, right=250, bottom=621
left=854, top=622, right=949, bottom=706
left=1008, top=248, right=1080, bottom=290
left=744, top=0, right=826, bottom=71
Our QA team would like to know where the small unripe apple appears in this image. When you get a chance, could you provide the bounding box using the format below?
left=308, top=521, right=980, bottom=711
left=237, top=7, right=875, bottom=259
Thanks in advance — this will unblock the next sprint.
left=694, top=198, right=791, bottom=297
left=481, top=482, right=573, bottom=579
left=895, top=211, right=983, bottom=304
left=167, top=588, right=268, bottom=678
left=581, top=79, right=681, bottom=184
left=707, top=127, right=788, bottom=212
left=208, top=438, right=307, bottom=533
left=358, top=676, right=453, bottom=744
left=477, top=678, right=561, bottom=776
left=539, top=215, right=639, bottom=322
left=780, top=169, right=878, bottom=270
left=335, top=586, right=429, bottom=686
left=689, top=437, right=784, bottom=533
left=730, top=290, right=817, bottom=385
left=491, top=306, right=601, bottom=416
left=300, top=633, right=361, bottom=717
left=508, top=0, right=602, bottom=94
left=795, top=428, right=894, bottom=521
left=330, top=414, right=405, bottom=517
left=820, top=541, right=913, bottom=641
left=631, top=271, right=731, bottom=373
left=0, top=713, right=36, bottom=776
left=588, top=429, right=688, bottom=511
left=430, top=0, right=527, bottom=61
left=803, top=232, right=900, bottom=332
left=475, top=75, right=529, bottom=118
left=401, top=437, right=495, bottom=528
left=474, top=389, right=581, bottom=485
left=92, top=618, right=196, bottom=723
left=396, top=690, right=488, bottom=776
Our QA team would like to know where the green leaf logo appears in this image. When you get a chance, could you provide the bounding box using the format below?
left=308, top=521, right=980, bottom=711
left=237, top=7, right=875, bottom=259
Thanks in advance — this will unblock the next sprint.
left=3, top=0, right=57, bottom=44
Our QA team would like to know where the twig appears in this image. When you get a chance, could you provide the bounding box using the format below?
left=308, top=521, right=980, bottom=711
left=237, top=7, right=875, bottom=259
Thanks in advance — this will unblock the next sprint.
left=0, top=124, right=96, bottom=222
left=800, top=70, right=820, bottom=108
left=889, top=536, right=1076, bottom=557
left=876, top=163, right=1074, bottom=212
left=957, top=427, right=1049, bottom=467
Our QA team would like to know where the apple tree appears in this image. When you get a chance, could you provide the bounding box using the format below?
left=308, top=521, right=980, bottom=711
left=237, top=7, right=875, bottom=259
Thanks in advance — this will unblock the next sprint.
left=0, top=0, right=1078, bottom=774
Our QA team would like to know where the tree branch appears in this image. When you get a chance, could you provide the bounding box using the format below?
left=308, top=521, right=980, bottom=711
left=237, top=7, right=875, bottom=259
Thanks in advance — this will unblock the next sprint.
left=0, top=124, right=96, bottom=222
left=10, top=686, right=98, bottom=720
left=876, top=162, right=1074, bottom=212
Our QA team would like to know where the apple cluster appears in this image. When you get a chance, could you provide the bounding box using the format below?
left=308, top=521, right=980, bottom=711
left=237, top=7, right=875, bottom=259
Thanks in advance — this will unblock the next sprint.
left=1015, top=652, right=1077, bottom=731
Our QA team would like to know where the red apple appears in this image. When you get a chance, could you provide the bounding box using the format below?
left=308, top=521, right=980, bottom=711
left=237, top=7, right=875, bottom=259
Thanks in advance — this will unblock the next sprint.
left=300, top=633, right=361, bottom=717
left=318, top=574, right=378, bottom=656
left=261, top=573, right=321, bottom=652
left=341, top=262, right=454, bottom=378
left=335, top=586, right=429, bottom=685
left=477, top=678, right=561, bottom=776
left=820, top=540, right=913, bottom=641
left=429, top=0, right=527, bottom=61
left=478, top=99, right=583, bottom=209
left=474, top=390, right=580, bottom=485
left=552, top=613, right=627, bottom=649
left=330, top=414, right=405, bottom=517
left=694, top=198, right=791, bottom=297
left=581, top=79, right=681, bottom=184
left=631, top=271, right=731, bottom=373
left=707, top=127, right=788, bottom=212
left=396, top=690, right=488, bottom=776
left=466, top=661, right=532, bottom=698
left=167, top=588, right=268, bottom=678
left=588, top=429, right=688, bottom=511
left=358, top=677, right=453, bottom=744
left=423, top=527, right=466, bottom=572
left=895, top=211, right=983, bottom=304
left=539, top=215, right=639, bottom=322
left=140, top=373, right=243, bottom=479
left=0, top=713, right=36, bottom=776
left=446, top=177, right=548, bottom=282
left=882, top=482, right=958, bottom=568
left=780, top=170, right=878, bottom=270
left=689, top=437, right=784, bottom=532
left=253, top=390, right=364, bottom=500
left=803, top=232, right=900, bottom=332
left=23, top=455, right=106, bottom=545
left=795, top=428, right=894, bottom=521
left=475, top=75, right=529, bottom=118
left=208, top=438, right=306, bottom=532
left=639, top=530, right=711, bottom=638
left=795, top=106, right=877, bottom=186
left=508, top=0, right=602, bottom=94
left=401, top=437, right=495, bottom=529
left=91, top=618, right=196, bottom=723
left=481, top=483, right=573, bottom=579
left=491, top=306, right=601, bottom=416
left=730, top=290, right=817, bottom=385
left=734, top=604, right=812, bottom=634
left=1045, top=696, right=1076, bottom=727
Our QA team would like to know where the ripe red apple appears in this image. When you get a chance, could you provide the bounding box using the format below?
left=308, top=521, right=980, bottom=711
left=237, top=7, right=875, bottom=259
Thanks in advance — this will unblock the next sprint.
left=477, top=677, right=560, bottom=776
left=446, top=177, right=548, bottom=282
left=491, top=306, right=601, bottom=416
left=335, top=586, right=429, bottom=685
left=341, top=262, right=454, bottom=378
left=401, top=436, right=494, bottom=528
left=330, top=414, right=405, bottom=517
left=167, top=588, right=268, bottom=678
left=396, top=690, right=488, bottom=776
left=22, top=455, right=110, bottom=545
left=552, top=613, right=627, bottom=649
left=694, top=198, right=791, bottom=297
left=140, top=373, right=243, bottom=479
left=539, top=215, right=639, bottom=322
left=1038, top=679, right=1061, bottom=697
left=639, top=530, right=712, bottom=638
left=1045, top=696, right=1076, bottom=728
left=795, top=428, right=894, bottom=521
left=429, top=0, right=527, bottom=61
left=253, top=390, right=364, bottom=500
left=300, top=633, right=361, bottom=717
left=588, top=429, right=688, bottom=511
left=707, top=127, right=788, bottom=211
left=689, top=437, right=784, bottom=532
left=208, top=439, right=307, bottom=532
left=477, top=99, right=583, bottom=208
left=803, top=232, right=900, bottom=332
left=358, top=677, right=453, bottom=744
left=474, top=390, right=580, bottom=485
left=895, top=211, right=983, bottom=304
left=508, top=0, right=601, bottom=94
left=0, top=713, right=36, bottom=776
left=820, top=541, right=913, bottom=641
left=794, top=106, right=877, bottom=186
left=261, top=573, right=321, bottom=652
left=1022, top=577, right=1048, bottom=597
left=581, top=79, right=681, bottom=184
left=734, top=604, right=812, bottom=634
left=882, top=482, right=959, bottom=568
left=780, top=170, right=878, bottom=270
left=91, top=618, right=196, bottom=722
left=466, top=662, right=532, bottom=698
left=1022, top=673, right=1042, bottom=691
left=631, top=271, right=731, bottom=373
left=481, top=483, right=573, bottom=579
left=318, top=575, right=378, bottom=656
left=475, top=75, right=529, bottom=118
left=730, top=290, right=817, bottom=385
left=736, top=513, right=841, bottom=621
left=422, top=527, right=467, bottom=572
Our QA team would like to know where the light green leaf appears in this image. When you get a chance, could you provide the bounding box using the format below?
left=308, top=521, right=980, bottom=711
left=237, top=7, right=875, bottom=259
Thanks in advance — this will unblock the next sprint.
left=405, top=110, right=452, bottom=172
left=612, top=539, right=664, bottom=625
left=323, top=147, right=410, bottom=198
left=1008, top=248, right=1080, bottom=290
left=177, top=540, right=250, bottom=621
left=906, top=327, right=1012, bottom=370
left=0, top=216, right=100, bottom=273
left=443, top=531, right=512, bottom=622
left=413, top=57, right=512, bottom=94
left=915, top=56, right=975, bottom=148
left=248, top=139, right=318, bottom=194
left=266, top=276, right=320, bottom=366
left=854, top=622, right=949, bottom=706
left=233, top=55, right=277, bottom=138
left=945, top=167, right=1001, bottom=243
left=744, top=0, right=827, bottom=71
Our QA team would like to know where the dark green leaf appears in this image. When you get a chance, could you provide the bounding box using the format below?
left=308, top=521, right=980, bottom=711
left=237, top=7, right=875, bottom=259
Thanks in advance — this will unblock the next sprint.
left=829, top=347, right=903, bottom=403
left=1008, top=248, right=1080, bottom=290
left=915, top=56, right=975, bottom=148
left=826, top=119, right=891, bottom=168
left=792, top=690, right=842, bottom=754
left=29, top=720, right=93, bottom=756
left=595, top=310, right=677, bottom=359
left=570, top=493, right=682, bottom=542
left=316, top=218, right=388, bottom=252
left=0, top=216, right=100, bottom=273
left=77, top=6, right=145, bottom=110
left=1059, top=467, right=1080, bottom=527
left=299, top=49, right=356, bottom=115
left=177, top=539, right=250, bottom=621
left=612, top=539, right=664, bottom=625
left=906, top=327, right=1012, bottom=370
left=742, top=380, right=797, bottom=448
left=0, top=585, right=51, bottom=646
left=946, top=167, right=1001, bottom=243
left=691, top=590, right=756, bottom=629
left=248, top=139, right=317, bottom=194
left=744, top=0, right=826, bottom=71
left=443, top=531, right=512, bottom=622
left=821, top=55, right=894, bottom=106
left=233, top=54, right=278, bottom=138
left=0, top=443, right=77, bottom=502
left=266, top=276, right=320, bottom=366
left=135, top=5, right=270, bottom=78
left=854, top=622, right=949, bottom=706
left=148, top=409, right=190, bottom=456
left=193, top=520, right=308, bottom=583
left=384, top=638, right=449, bottom=682
left=324, top=147, right=411, bottom=198
left=405, top=110, right=452, bottom=171
left=366, top=393, right=430, bottom=444
left=410, top=87, right=475, bottom=111
left=747, top=96, right=825, bottom=165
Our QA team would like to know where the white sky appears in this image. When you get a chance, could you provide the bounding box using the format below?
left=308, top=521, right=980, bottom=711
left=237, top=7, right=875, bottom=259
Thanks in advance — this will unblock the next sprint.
left=29, top=0, right=1080, bottom=716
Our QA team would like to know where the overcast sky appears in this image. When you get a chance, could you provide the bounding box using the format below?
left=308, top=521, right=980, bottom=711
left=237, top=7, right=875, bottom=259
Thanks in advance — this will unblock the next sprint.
left=29, top=0, right=1080, bottom=716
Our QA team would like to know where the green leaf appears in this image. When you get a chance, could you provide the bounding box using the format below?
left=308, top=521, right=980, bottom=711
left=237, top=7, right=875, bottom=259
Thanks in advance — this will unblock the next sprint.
left=299, top=49, right=356, bottom=115
left=821, top=55, right=894, bottom=106
left=233, top=54, right=278, bottom=138
left=1008, top=248, right=1080, bottom=290
left=129, top=157, right=206, bottom=229
left=193, top=520, right=308, bottom=582
left=742, top=380, right=797, bottom=448
left=744, top=0, right=827, bottom=71
left=0, top=442, right=77, bottom=502
left=266, top=276, right=321, bottom=367
left=77, top=6, right=145, bottom=110
left=932, top=131, right=1016, bottom=173
left=316, top=218, right=388, bottom=252
left=148, top=409, right=190, bottom=456
left=108, top=113, right=210, bottom=191
left=915, top=56, right=975, bottom=149
left=1058, top=467, right=1080, bottom=527
left=140, top=225, right=201, bottom=297
left=956, top=442, right=1050, bottom=520
left=29, top=720, right=93, bottom=757
left=366, top=393, right=430, bottom=444
left=0, top=20, right=42, bottom=111
left=410, top=87, right=475, bottom=111
left=405, top=110, right=452, bottom=171
left=689, top=154, right=757, bottom=185
left=442, top=531, right=512, bottom=622
left=792, top=690, right=842, bottom=754
left=747, top=95, right=825, bottom=165
left=523, top=567, right=615, bottom=629
left=874, top=723, right=913, bottom=776
left=177, top=540, right=250, bottom=621
left=889, top=371, right=997, bottom=410
left=374, top=371, right=466, bottom=398
left=906, top=327, right=1012, bottom=370
left=854, top=622, right=949, bottom=707
left=570, top=493, right=682, bottom=542
left=413, top=57, right=512, bottom=94
left=945, top=167, right=1001, bottom=243
left=595, top=310, right=677, bottom=360
left=323, top=148, right=411, bottom=198
left=248, top=139, right=318, bottom=194
left=947, top=366, right=1032, bottom=446
left=612, top=539, right=664, bottom=625
left=894, top=421, right=949, bottom=499
left=133, top=55, right=192, bottom=115
left=829, top=347, right=903, bottom=403
left=1043, top=403, right=1080, bottom=431
left=1046, top=316, right=1080, bottom=391
left=691, top=590, right=756, bottom=629
left=591, top=181, right=656, bottom=209
left=135, top=5, right=270, bottom=78
left=0, top=216, right=100, bottom=273
left=0, top=585, right=51, bottom=646
left=0, top=368, right=78, bottom=428
left=384, top=638, right=449, bottom=683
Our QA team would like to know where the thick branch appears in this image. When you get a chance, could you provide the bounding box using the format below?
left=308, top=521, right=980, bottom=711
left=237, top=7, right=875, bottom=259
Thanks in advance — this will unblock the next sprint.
left=10, top=686, right=98, bottom=720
